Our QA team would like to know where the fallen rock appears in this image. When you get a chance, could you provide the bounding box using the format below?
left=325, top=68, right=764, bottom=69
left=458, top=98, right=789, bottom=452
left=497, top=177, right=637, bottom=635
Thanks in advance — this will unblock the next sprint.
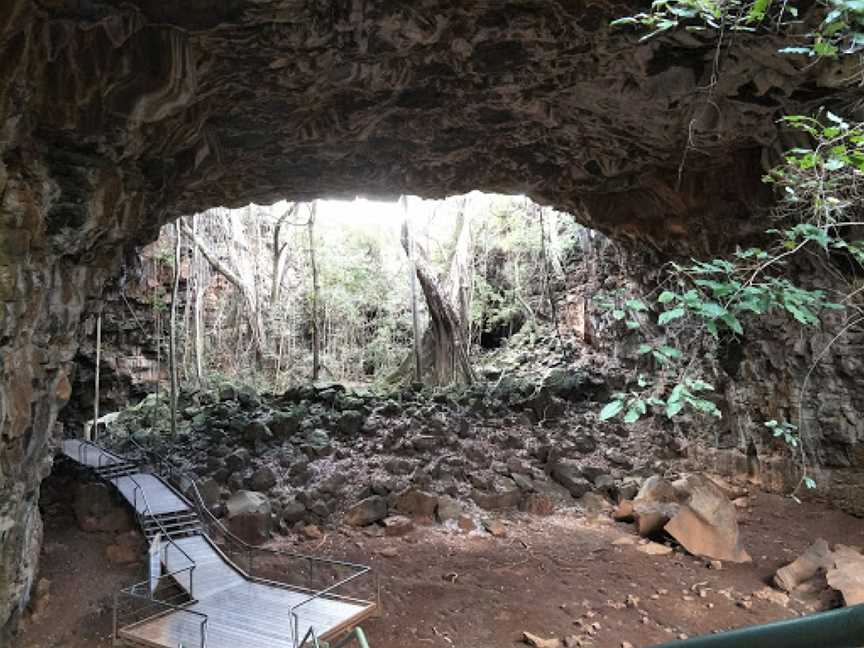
left=775, top=538, right=834, bottom=592
left=249, top=466, right=277, bottom=492
left=281, top=499, right=306, bottom=524
left=344, top=496, right=388, bottom=527
left=523, top=631, right=561, bottom=648
left=302, top=524, right=323, bottom=540
left=664, top=474, right=751, bottom=563
left=552, top=461, right=592, bottom=498
left=382, top=515, right=414, bottom=537
left=637, top=541, right=673, bottom=556
left=579, top=492, right=612, bottom=516
left=394, top=488, right=438, bottom=519
left=457, top=515, right=476, bottom=532
left=612, top=536, right=636, bottom=546
left=827, top=545, right=864, bottom=606
left=612, top=499, right=635, bottom=522
left=226, top=490, right=271, bottom=544
left=483, top=519, right=507, bottom=537
left=522, top=492, right=555, bottom=515
left=472, top=476, right=522, bottom=510
left=632, top=476, right=682, bottom=537
left=436, top=495, right=463, bottom=522
left=753, top=586, right=789, bottom=607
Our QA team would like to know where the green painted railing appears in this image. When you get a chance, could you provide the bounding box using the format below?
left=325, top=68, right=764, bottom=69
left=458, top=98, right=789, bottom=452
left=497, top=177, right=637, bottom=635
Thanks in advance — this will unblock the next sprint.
left=653, top=604, right=864, bottom=648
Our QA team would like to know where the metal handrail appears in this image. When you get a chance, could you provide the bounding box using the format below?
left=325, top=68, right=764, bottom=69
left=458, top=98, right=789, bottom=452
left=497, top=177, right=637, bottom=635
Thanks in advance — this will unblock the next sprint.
left=115, top=582, right=208, bottom=648
left=128, top=437, right=370, bottom=570
left=124, top=438, right=375, bottom=647
left=121, top=471, right=198, bottom=595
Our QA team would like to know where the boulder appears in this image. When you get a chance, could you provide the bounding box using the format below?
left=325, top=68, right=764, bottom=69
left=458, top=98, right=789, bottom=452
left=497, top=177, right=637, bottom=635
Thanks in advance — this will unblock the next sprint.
left=243, top=420, right=272, bottom=444
left=382, top=515, right=414, bottom=537
left=281, top=499, right=306, bottom=524
left=579, top=491, right=613, bottom=516
left=337, top=410, right=365, bottom=436
left=632, top=476, right=683, bottom=537
left=196, top=477, right=221, bottom=508
left=225, top=448, right=251, bottom=472
left=551, top=461, right=592, bottom=498
left=521, top=493, right=555, bottom=515
left=612, top=499, right=635, bottom=522
left=393, top=488, right=438, bottom=519
left=436, top=496, right=463, bottom=523
left=344, top=496, right=388, bottom=527
left=664, top=474, right=750, bottom=563
left=249, top=467, right=277, bottom=492
left=304, top=429, right=333, bottom=458
left=226, top=491, right=271, bottom=544
left=827, top=545, right=864, bottom=606
left=471, top=476, right=522, bottom=510
left=775, top=538, right=835, bottom=592
left=269, top=410, right=301, bottom=438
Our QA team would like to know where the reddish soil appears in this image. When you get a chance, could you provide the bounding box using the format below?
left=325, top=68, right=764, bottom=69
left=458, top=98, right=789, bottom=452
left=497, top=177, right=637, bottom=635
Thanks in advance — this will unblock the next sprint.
left=14, top=489, right=864, bottom=648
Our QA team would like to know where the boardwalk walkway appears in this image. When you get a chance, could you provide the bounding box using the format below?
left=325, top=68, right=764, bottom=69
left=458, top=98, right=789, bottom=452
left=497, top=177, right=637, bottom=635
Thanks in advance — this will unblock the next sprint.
left=61, top=439, right=375, bottom=647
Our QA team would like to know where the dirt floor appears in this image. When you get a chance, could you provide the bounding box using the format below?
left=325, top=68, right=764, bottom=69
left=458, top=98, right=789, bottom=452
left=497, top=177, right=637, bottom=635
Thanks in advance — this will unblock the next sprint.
left=14, top=488, right=864, bottom=648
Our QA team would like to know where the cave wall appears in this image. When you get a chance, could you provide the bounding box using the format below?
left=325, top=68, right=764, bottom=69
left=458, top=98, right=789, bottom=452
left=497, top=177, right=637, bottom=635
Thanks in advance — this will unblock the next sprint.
left=1, top=0, right=861, bottom=638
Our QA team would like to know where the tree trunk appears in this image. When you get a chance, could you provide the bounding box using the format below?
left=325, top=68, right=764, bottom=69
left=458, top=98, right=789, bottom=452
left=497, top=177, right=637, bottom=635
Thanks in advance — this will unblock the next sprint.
left=402, top=197, right=423, bottom=382
left=191, top=214, right=205, bottom=387
left=538, top=205, right=560, bottom=337
left=391, top=205, right=475, bottom=386
left=308, top=201, right=321, bottom=381
left=168, top=222, right=180, bottom=438
left=180, top=218, right=265, bottom=365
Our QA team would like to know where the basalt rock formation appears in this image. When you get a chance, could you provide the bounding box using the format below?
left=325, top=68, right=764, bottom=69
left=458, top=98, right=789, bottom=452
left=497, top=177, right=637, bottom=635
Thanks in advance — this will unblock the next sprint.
left=0, top=0, right=860, bottom=639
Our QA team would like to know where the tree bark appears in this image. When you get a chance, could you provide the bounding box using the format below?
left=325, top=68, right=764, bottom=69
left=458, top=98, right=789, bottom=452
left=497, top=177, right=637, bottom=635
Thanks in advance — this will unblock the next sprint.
left=308, top=201, right=321, bottom=381
left=191, top=214, right=205, bottom=387
left=168, top=222, right=180, bottom=438
left=402, top=197, right=422, bottom=382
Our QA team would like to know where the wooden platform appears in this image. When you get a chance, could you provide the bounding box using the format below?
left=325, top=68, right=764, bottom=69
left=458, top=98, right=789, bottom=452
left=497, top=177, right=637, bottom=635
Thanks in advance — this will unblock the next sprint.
left=121, top=535, right=375, bottom=648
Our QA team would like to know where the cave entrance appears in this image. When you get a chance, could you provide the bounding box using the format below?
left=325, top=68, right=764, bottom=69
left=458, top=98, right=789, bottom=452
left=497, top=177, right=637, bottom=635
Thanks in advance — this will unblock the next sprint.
left=67, top=191, right=598, bottom=434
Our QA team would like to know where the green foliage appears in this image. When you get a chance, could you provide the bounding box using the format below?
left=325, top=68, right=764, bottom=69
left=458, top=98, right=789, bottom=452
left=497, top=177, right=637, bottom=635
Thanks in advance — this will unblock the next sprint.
left=611, top=0, right=864, bottom=59
left=596, top=110, right=864, bottom=496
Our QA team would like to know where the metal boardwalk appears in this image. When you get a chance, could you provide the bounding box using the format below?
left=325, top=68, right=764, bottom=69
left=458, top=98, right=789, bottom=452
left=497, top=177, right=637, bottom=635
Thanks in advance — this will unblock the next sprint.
left=61, top=439, right=375, bottom=648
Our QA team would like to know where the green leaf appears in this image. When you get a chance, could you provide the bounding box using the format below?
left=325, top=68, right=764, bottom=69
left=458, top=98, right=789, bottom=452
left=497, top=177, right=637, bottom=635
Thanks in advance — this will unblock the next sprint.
left=638, top=343, right=653, bottom=355
left=623, top=408, right=641, bottom=424
left=626, top=320, right=641, bottom=330
left=599, top=400, right=624, bottom=421
left=747, top=0, right=771, bottom=22
left=666, top=399, right=685, bottom=418
left=612, top=309, right=626, bottom=320
left=658, top=345, right=682, bottom=359
left=804, top=476, right=817, bottom=490
left=626, top=299, right=649, bottom=312
left=721, top=312, right=744, bottom=335
left=658, top=291, right=677, bottom=304
left=658, top=307, right=686, bottom=325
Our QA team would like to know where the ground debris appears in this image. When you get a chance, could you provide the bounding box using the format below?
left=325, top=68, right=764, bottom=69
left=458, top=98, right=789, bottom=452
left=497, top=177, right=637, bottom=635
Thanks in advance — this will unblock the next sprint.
left=522, top=630, right=561, bottom=647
